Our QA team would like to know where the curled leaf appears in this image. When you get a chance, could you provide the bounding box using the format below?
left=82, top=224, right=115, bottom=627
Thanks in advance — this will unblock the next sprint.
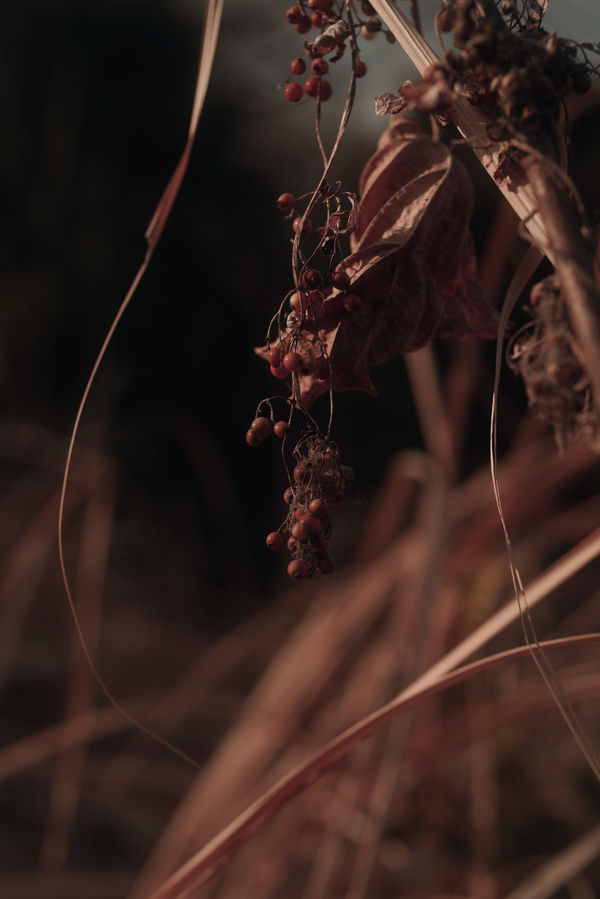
left=299, top=118, right=497, bottom=407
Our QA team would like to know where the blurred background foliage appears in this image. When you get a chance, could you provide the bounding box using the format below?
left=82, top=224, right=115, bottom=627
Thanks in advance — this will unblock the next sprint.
left=1, top=1, right=600, bottom=896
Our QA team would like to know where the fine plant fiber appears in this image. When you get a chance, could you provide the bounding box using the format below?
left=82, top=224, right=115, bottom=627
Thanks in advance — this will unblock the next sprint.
left=56, top=0, right=223, bottom=771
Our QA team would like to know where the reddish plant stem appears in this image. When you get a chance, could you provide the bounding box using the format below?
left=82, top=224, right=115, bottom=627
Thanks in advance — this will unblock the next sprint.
left=522, top=156, right=600, bottom=404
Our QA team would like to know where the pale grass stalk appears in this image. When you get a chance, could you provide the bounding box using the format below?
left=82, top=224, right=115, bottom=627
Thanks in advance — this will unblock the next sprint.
left=146, top=527, right=600, bottom=899
left=148, top=635, right=600, bottom=899
left=405, top=347, right=456, bottom=479
left=368, top=0, right=550, bottom=253
left=57, top=0, right=223, bottom=773
left=503, top=823, right=600, bottom=899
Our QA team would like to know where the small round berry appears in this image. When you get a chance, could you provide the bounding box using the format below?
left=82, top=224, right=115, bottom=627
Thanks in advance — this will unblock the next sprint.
left=304, top=75, right=320, bottom=97
left=344, top=294, right=363, bottom=312
left=292, top=521, right=309, bottom=540
left=290, top=57, right=306, bottom=76
left=290, top=291, right=308, bottom=313
left=267, top=345, right=282, bottom=366
left=293, top=464, right=308, bottom=482
left=318, top=80, right=332, bottom=101
left=286, top=4, right=303, bottom=23
left=354, top=60, right=367, bottom=78
left=301, top=268, right=323, bottom=290
left=331, top=270, right=351, bottom=290
left=310, top=12, right=323, bottom=26
left=277, top=192, right=296, bottom=211
left=273, top=420, right=289, bottom=438
left=294, top=507, right=308, bottom=521
left=360, top=22, right=378, bottom=40
left=309, top=498, right=329, bottom=518
left=310, top=0, right=332, bottom=9
left=251, top=416, right=272, bottom=439
left=283, top=351, right=303, bottom=372
left=293, top=216, right=312, bottom=234
left=270, top=364, right=289, bottom=379
left=284, top=82, right=303, bottom=102
left=311, top=58, right=329, bottom=75
left=266, top=531, right=283, bottom=550
left=299, top=514, right=322, bottom=533
left=283, top=487, right=295, bottom=504
left=287, top=536, right=300, bottom=552
left=294, top=14, right=312, bottom=33
left=437, top=6, right=456, bottom=32
left=385, top=31, right=396, bottom=43
left=288, top=559, right=310, bottom=579
left=246, top=429, right=262, bottom=447
left=309, top=289, right=324, bottom=305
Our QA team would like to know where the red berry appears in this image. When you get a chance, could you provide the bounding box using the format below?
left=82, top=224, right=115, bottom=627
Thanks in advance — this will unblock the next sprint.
left=290, top=57, right=306, bottom=76
left=292, top=521, right=309, bottom=540
left=301, top=268, right=323, bottom=290
left=266, top=531, right=283, bottom=550
left=288, top=559, right=310, bottom=579
left=344, top=294, right=363, bottom=312
left=277, top=192, right=296, bottom=211
left=331, top=269, right=350, bottom=290
left=283, top=351, right=303, bottom=372
left=273, top=420, right=289, bottom=438
left=300, top=514, right=322, bottom=533
left=246, top=429, right=262, bottom=447
left=286, top=5, right=302, bottom=23
left=294, top=14, right=312, bottom=33
left=267, top=345, right=282, bottom=366
left=287, top=537, right=300, bottom=552
left=309, top=498, right=329, bottom=518
left=294, top=507, right=308, bottom=521
left=311, top=58, right=329, bottom=75
left=311, top=12, right=323, bottom=26
left=293, top=216, right=312, bottom=234
left=284, top=82, right=303, bottom=102
left=251, top=416, right=272, bottom=438
left=290, top=291, right=308, bottom=313
left=293, top=464, right=308, bottom=482
left=309, top=0, right=332, bottom=10
left=437, top=7, right=456, bottom=32
left=270, top=364, right=289, bottom=379
left=354, top=60, right=367, bottom=78
left=309, top=290, right=324, bottom=305
left=304, top=75, right=320, bottom=97
left=318, top=80, right=332, bottom=101
left=284, top=487, right=295, bottom=504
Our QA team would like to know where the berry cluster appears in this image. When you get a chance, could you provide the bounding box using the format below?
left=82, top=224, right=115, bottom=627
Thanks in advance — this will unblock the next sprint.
left=248, top=2, right=395, bottom=580
left=280, top=0, right=391, bottom=104
left=429, top=0, right=596, bottom=152
left=508, top=275, right=600, bottom=451
left=269, top=433, right=355, bottom=579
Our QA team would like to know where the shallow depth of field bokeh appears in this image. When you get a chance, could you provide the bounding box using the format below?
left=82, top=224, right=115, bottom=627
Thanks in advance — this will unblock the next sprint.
left=2, top=1, right=600, bottom=897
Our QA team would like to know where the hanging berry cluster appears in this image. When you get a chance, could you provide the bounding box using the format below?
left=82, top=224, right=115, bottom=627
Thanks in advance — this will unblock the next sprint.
left=246, top=1, right=396, bottom=579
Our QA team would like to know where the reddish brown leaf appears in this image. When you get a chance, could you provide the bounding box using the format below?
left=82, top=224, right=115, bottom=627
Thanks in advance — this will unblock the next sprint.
left=299, top=118, right=497, bottom=407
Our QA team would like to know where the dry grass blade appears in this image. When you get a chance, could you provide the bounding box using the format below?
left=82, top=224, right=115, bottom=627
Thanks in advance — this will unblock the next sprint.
left=56, top=0, right=223, bottom=770
left=148, top=633, right=600, bottom=899
left=147, top=524, right=600, bottom=898
left=503, top=823, right=600, bottom=899
left=368, top=0, right=550, bottom=253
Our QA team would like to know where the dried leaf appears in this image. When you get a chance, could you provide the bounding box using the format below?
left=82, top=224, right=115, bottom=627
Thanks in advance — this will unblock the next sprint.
left=299, top=119, right=497, bottom=407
